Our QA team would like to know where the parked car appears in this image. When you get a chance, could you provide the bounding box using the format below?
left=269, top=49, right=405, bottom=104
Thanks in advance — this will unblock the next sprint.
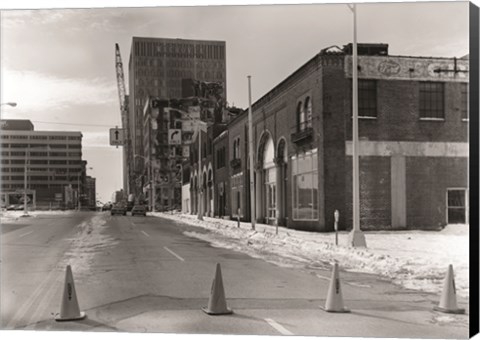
left=111, top=204, right=127, bottom=216
left=131, top=205, right=147, bottom=216
left=102, top=203, right=113, bottom=211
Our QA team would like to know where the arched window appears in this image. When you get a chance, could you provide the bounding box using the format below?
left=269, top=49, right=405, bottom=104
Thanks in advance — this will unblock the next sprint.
left=296, top=101, right=305, bottom=131
left=263, top=137, right=276, bottom=221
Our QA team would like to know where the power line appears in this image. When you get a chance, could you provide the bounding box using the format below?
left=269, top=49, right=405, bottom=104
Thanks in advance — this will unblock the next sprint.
left=32, top=120, right=118, bottom=128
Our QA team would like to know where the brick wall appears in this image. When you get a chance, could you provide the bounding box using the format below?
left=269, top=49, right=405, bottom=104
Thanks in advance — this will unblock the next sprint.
left=344, top=156, right=392, bottom=230
left=406, top=157, right=468, bottom=229
left=322, top=57, right=348, bottom=231
left=344, top=80, right=468, bottom=142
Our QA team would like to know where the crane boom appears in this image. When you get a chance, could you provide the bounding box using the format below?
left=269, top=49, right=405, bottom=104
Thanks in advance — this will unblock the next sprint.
left=115, top=43, right=128, bottom=130
left=115, top=43, right=131, bottom=194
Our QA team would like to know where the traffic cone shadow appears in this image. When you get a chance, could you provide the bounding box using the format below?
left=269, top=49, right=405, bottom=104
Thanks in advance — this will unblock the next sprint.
left=433, top=264, right=465, bottom=314
left=202, top=263, right=233, bottom=315
left=321, top=262, right=350, bottom=313
left=55, top=265, right=87, bottom=321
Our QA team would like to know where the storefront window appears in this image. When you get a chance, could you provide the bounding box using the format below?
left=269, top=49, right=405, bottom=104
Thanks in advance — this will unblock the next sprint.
left=292, top=149, right=318, bottom=220
left=265, top=167, right=276, bottom=219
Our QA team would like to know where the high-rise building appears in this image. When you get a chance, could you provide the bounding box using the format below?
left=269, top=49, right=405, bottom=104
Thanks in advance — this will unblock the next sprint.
left=128, top=37, right=226, bottom=196
left=0, top=119, right=93, bottom=210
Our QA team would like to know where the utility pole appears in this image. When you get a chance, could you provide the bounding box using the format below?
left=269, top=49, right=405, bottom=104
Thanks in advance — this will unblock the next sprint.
left=248, top=76, right=256, bottom=230
left=348, top=3, right=367, bottom=247
left=22, top=151, right=29, bottom=217
left=197, top=123, right=203, bottom=221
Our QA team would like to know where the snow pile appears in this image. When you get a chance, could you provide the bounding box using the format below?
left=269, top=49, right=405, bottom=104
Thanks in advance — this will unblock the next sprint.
left=61, top=214, right=118, bottom=281
left=0, top=210, right=75, bottom=224
left=153, top=212, right=469, bottom=298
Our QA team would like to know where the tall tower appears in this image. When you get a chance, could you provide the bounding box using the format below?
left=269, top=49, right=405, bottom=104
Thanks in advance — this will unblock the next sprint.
left=128, top=37, right=226, bottom=197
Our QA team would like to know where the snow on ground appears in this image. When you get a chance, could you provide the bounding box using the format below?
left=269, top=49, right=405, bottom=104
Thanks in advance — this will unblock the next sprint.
left=152, top=212, right=469, bottom=299
left=0, top=210, right=75, bottom=224
left=60, top=214, right=118, bottom=280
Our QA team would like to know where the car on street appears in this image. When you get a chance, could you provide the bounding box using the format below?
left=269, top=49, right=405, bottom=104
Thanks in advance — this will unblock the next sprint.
left=102, top=203, right=113, bottom=211
left=111, top=204, right=127, bottom=216
left=131, top=205, right=147, bottom=216
left=7, top=204, right=25, bottom=211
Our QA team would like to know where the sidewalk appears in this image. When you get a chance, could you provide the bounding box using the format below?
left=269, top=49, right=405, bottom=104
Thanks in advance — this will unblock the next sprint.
left=152, top=211, right=469, bottom=299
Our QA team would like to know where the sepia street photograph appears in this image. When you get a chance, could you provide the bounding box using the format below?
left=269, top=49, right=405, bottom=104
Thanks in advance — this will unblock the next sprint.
left=0, top=1, right=477, bottom=339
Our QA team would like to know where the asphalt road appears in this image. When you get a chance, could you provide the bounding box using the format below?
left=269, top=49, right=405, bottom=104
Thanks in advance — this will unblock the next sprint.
left=0, top=211, right=469, bottom=337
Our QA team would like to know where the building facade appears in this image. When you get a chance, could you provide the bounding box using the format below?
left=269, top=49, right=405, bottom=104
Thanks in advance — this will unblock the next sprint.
left=212, top=129, right=230, bottom=218
left=228, top=44, right=468, bottom=231
left=0, top=120, right=92, bottom=210
left=128, top=37, right=227, bottom=198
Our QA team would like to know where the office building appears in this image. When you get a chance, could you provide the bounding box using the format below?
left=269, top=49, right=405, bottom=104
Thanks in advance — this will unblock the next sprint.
left=0, top=119, right=93, bottom=210
left=128, top=37, right=226, bottom=197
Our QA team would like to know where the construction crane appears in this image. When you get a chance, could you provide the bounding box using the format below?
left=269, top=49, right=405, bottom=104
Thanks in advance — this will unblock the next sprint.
left=114, top=43, right=131, bottom=195
left=115, top=43, right=128, bottom=131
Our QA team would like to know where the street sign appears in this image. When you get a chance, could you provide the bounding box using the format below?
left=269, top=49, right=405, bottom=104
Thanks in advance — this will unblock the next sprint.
left=168, top=129, right=182, bottom=145
left=110, top=127, right=125, bottom=146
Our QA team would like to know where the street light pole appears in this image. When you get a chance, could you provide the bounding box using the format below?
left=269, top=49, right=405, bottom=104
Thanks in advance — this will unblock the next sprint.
left=197, top=125, right=203, bottom=221
left=77, top=173, right=81, bottom=211
left=348, top=3, right=366, bottom=247
left=247, top=76, right=256, bottom=230
left=22, top=151, right=29, bottom=217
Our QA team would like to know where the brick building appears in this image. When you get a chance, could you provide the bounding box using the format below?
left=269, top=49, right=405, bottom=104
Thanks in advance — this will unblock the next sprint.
left=212, top=128, right=230, bottom=217
left=229, top=44, right=468, bottom=231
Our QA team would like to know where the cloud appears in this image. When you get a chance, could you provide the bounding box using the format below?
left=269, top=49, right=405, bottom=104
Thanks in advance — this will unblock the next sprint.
left=81, top=131, right=112, bottom=148
left=1, top=9, right=75, bottom=28
left=1, top=69, right=117, bottom=112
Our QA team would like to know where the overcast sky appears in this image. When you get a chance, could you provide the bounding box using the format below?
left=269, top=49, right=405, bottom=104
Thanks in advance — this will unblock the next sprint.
left=0, top=0, right=470, bottom=203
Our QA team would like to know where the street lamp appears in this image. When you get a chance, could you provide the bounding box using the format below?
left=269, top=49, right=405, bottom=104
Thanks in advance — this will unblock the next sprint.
left=347, top=3, right=367, bottom=247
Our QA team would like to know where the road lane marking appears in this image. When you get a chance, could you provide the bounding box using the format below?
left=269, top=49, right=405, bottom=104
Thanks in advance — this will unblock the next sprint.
left=264, top=318, right=294, bottom=336
left=5, top=266, right=59, bottom=329
left=141, top=230, right=150, bottom=237
left=19, top=231, right=34, bottom=238
left=163, top=246, right=185, bottom=262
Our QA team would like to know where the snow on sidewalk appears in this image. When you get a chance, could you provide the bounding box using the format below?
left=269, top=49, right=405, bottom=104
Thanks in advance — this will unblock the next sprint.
left=1, top=210, right=75, bottom=223
left=152, top=211, right=469, bottom=299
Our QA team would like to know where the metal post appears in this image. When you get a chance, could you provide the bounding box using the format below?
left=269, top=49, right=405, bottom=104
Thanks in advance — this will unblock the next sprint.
left=150, top=125, right=156, bottom=213
left=334, top=209, right=339, bottom=246
left=148, top=159, right=152, bottom=212
left=247, top=76, right=256, bottom=230
left=22, top=151, right=29, bottom=217
left=237, top=207, right=240, bottom=228
left=348, top=3, right=366, bottom=247
left=275, top=208, right=279, bottom=235
left=77, top=174, right=81, bottom=211
left=197, top=126, right=203, bottom=220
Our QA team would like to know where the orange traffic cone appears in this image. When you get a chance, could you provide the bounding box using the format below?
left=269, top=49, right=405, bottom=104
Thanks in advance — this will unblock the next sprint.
left=323, top=262, right=350, bottom=313
left=55, top=265, right=86, bottom=321
left=433, top=264, right=465, bottom=314
left=202, top=263, right=233, bottom=315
